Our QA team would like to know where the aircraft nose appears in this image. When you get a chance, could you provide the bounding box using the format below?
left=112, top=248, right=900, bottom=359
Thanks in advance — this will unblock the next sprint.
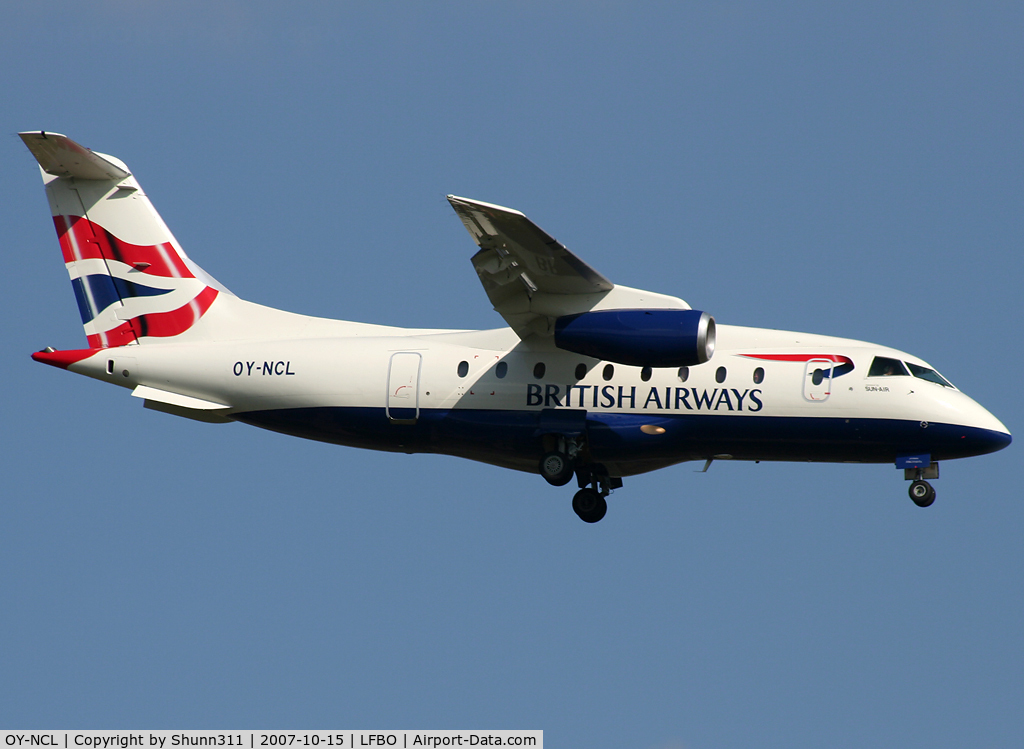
left=974, top=426, right=1012, bottom=455
left=930, top=391, right=1012, bottom=458
left=958, top=400, right=1011, bottom=457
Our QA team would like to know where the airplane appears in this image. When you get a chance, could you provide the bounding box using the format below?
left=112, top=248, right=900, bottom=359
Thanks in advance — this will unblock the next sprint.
left=20, top=131, right=1012, bottom=522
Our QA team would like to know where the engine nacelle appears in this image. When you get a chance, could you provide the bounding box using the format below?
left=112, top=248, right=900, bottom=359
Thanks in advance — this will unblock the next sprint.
left=553, top=309, right=715, bottom=368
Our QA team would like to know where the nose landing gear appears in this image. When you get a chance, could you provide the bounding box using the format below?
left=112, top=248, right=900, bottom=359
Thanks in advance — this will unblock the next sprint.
left=903, top=461, right=939, bottom=507
left=909, top=480, right=936, bottom=507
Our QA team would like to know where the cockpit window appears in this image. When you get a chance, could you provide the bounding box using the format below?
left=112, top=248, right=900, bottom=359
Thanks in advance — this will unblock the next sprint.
left=906, top=362, right=955, bottom=388
left=868, top=356, right=910, bottom=377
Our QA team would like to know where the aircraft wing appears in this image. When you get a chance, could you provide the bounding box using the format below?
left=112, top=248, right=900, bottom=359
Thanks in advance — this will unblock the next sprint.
left=447, top=195, right=688, bottom=337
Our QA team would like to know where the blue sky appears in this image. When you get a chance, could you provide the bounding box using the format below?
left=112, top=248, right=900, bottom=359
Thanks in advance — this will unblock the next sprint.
left=2, top=2, right=1022, bottom=746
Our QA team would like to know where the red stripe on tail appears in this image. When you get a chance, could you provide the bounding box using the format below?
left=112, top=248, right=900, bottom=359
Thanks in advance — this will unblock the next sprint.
left=54, top=215, right=194, bottom=278
left=84, top=287, right=219, bottom=349
left=137, top=286, right=219, bottom=337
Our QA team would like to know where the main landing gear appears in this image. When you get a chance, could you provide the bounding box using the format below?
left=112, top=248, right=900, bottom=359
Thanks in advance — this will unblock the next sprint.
left=537, top=436, right=619, bottom=523
left=538, top=435, right=583, bottom=487
left=572, top=488, right=607, bottom=523
left=539, top=451, right=575, bottom=486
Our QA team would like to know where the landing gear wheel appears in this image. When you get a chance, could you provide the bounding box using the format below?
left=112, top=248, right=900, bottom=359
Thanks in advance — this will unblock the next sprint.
left=909, top=480, right=936, bottom=507
left=539, top=452, right=575, bottom=486
left=572, top=488, right=607, bottom=523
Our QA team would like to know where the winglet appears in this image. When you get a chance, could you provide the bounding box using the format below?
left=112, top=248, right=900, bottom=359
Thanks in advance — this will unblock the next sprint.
left=19, top=131, right=130, bottom=180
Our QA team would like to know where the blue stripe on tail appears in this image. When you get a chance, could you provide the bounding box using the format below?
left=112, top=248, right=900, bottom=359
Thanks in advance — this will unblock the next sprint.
left=70, top=274, right=173, bottom=323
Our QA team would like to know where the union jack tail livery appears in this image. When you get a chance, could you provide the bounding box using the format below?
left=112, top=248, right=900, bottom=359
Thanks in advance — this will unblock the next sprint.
left=20, top=131, right=229, bottom=349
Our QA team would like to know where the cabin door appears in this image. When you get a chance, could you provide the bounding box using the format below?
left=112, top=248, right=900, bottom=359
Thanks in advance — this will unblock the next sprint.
left=387, top=352, right=422, bottom=424
left=803, top=358, right=834, bottom=402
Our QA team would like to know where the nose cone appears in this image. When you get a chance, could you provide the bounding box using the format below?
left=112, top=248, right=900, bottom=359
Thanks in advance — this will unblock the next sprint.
left=918, top=385, right=1010, bottom=459
left=986, top=428, right=1013, bottom=452
left=965, top=424, right=1012, bottom=456
left=948, top=395, right=1011, bottom=458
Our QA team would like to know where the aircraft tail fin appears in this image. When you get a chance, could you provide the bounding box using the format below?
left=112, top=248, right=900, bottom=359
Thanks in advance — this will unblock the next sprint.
left=21, top=131, right=231, bottom=348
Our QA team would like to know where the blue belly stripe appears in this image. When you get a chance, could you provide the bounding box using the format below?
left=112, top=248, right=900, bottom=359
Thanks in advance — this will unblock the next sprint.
left=230, top=407, right=1010, bottom=476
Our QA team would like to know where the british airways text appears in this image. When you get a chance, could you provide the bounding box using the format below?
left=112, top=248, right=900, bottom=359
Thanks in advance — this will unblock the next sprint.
left=527, top=384, right=763, bottom=411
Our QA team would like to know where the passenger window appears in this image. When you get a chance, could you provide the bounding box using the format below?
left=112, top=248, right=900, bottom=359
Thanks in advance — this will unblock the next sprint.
left=603, top=364, right=614, bottom=381
left=457, top=360, right=469, bottom=378
left=715, top=367, right=727, bottom=384
left=678, top=367, right=689, bottom=383
left=575, top=363, right=587, bottom=380
left=641, top=366, right=652, bottom=382
left=495, top=361, right=508, bottom=379
left=811, top=368, right=825, bottom=386
left=533, top=362, right=546, bottom=379
left=868, top=357, right=909, bottom=377
left=753, top=367, right=764, bottom=384
left=906, top=362, right=954, bottom=388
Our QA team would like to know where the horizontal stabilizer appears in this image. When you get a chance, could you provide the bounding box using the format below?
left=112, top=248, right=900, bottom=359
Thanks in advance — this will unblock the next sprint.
left=134, top=385, right=232, bottom=423
left=19, top=131, right=130, bottom=180
left=132, top=385, right=229, bottom=410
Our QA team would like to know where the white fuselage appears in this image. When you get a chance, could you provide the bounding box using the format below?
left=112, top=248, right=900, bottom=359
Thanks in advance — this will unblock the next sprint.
left=59, top=312, right=1009, bottom=477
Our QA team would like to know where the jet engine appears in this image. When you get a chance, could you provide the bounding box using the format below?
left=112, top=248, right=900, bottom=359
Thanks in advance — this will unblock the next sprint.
left=553, top=309, right=715, bottom=367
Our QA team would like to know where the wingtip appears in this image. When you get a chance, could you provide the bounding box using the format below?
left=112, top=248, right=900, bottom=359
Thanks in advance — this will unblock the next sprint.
left=19, top=130, right=68, bottom=140
left=446, top=195, right=526, bottom=217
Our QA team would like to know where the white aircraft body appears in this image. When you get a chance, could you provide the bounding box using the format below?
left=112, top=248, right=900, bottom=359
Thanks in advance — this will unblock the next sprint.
left=21, top=132, right=1011, bottom=522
